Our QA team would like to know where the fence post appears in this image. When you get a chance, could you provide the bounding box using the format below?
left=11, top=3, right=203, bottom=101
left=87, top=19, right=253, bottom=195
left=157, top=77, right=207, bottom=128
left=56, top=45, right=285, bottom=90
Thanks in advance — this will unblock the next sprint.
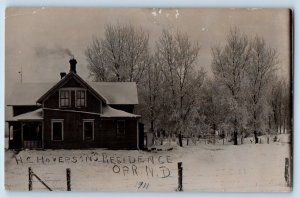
left=179, top=133, right=183, bottom=147
left=285, top=158, right=290, bottom=187
left=177, top=162, right=183, bottom=191
left=66, top=168, right=71, bottom=191
left=28, top=167, right=32, bottom=191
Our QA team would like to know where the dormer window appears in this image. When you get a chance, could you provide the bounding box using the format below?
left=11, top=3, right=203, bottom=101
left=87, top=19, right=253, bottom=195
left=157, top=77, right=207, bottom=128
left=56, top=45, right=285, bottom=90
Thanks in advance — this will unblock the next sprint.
left=59, top=90, right=70, bottom=107
left=76, top=89, right=86, bottom=107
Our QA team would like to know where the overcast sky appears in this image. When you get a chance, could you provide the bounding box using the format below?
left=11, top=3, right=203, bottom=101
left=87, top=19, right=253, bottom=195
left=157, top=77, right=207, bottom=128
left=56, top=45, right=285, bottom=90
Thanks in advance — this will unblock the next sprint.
left=5, top=7, right=291, bottom=100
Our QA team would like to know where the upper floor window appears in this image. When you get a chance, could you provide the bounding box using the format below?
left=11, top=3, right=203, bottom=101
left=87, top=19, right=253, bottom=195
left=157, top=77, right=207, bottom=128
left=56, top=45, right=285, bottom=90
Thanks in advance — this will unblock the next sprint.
left=59, top=90, right=70, bottom=107
left=76, top=90, right=86, bottom=107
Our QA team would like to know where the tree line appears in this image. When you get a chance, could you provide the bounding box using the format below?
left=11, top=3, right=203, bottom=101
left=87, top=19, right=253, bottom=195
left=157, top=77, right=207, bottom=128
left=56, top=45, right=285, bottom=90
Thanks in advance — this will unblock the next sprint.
left=85, top=24, right=291, bottom=145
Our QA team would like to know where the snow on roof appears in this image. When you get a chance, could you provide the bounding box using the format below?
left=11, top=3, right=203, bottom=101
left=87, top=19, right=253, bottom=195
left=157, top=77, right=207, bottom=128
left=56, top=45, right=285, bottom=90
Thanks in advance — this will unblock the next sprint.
left=7, top=83, right=54, bottom=106
left=89, top=82, right=138, bottom=105
left=7, top=81, right=139, bottom=106
left=101, top=106, right=141, bottom=118
left=8, top=108, right=43, bottom=121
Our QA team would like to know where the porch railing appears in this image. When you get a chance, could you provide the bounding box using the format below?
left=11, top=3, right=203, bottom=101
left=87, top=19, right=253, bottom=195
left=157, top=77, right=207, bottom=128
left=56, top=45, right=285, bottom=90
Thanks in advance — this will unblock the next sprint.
left=23, top=141, right=42, bottom=149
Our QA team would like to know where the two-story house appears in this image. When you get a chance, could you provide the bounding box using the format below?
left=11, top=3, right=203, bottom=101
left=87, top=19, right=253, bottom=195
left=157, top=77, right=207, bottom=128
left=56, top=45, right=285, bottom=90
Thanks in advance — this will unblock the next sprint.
left=6, top=58, right=144, bottom=150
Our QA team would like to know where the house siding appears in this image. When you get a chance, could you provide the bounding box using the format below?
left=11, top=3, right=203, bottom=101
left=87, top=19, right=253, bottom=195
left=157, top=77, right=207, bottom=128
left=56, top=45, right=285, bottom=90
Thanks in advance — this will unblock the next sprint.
left=43, top=109, right=138, bottom=149
left=43, top=87, right=101, bottom=113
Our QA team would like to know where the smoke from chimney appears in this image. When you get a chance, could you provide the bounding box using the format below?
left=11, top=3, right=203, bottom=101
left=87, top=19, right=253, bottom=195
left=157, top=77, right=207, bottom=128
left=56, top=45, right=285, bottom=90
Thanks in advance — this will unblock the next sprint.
left=35, top=46, right=74, bottom=59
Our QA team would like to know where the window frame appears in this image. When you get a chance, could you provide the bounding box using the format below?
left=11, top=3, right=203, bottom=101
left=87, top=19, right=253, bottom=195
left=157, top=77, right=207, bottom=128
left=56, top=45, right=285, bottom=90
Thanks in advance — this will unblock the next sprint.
left=75, top=89, right=87, bottom=108
left=83, top=119, right=94, bottom=141
left=59, top=89, right=71, bottom=108
left=51, top=119, right=64, bottom=141
left=116, top=120, right=125, bottom=136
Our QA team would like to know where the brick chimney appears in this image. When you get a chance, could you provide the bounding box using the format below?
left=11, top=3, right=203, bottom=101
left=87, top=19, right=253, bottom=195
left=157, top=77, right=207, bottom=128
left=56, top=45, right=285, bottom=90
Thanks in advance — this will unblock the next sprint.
left=60, top=72, right=66, bottom=79
left=69, top=58, right=77, bottom=74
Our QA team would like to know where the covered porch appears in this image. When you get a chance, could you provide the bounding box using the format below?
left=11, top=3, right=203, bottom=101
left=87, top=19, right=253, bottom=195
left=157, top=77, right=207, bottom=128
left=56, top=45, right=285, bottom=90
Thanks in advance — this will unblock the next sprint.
left=7, top=109, right=43, bottom=149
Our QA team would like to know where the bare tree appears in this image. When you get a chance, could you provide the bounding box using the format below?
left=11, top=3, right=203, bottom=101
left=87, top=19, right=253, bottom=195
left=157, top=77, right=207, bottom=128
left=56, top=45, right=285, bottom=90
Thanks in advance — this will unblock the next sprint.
left=246, top=36, right=278, bottom=142
left=85, top=23, right=149, bottom=83
left=269, top=77, right=291, bottom=134
left=155, top=29, right=205, bottom=143
left=211, top=28, right=251, bottom=145
left=197, top=79, right=230, bottom=143
left=139, top=55, right=164, bottom=134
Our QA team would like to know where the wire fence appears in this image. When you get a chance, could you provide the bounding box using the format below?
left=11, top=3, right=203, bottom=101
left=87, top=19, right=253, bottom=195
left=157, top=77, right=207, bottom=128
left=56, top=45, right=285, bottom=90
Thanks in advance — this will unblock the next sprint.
left=28, top=167, right=71, bottom=191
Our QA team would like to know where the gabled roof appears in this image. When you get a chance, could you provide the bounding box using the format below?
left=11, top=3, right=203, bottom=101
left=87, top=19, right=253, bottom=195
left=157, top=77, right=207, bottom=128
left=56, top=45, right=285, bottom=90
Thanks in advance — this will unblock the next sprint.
left=7, top=76, right=139, bottom=106
left=36, top=72, right=108, bottom=104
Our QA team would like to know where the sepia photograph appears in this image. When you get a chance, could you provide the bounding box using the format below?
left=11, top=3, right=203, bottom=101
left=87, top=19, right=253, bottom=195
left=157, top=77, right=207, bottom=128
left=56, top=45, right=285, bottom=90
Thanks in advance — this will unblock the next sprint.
left=4, top=7, right=292, bottom=192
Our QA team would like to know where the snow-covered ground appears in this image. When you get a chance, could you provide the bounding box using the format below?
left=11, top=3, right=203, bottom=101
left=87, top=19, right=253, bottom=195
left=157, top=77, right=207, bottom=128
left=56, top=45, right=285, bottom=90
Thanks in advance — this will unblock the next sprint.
left=5, top=134, right=291, bottom=192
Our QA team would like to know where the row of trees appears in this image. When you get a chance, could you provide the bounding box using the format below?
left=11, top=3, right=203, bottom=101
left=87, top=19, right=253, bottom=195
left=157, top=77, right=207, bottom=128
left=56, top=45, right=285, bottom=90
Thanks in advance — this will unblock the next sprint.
left=85, top=24, right=291, bottom=145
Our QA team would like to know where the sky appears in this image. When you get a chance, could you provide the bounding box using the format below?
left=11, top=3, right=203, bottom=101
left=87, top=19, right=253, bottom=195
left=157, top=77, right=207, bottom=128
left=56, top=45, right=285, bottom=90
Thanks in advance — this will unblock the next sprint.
left=5, top=7, right=291, bottom=102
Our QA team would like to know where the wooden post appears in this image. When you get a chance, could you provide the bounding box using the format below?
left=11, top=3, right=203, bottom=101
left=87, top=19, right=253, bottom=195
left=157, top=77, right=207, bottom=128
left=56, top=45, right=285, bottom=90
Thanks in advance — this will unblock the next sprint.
left=177, top=162, right=183, bottom=191
left=267, top=137, right=269, bottom=144
left=66, top=168, right=71, bottom=191
left=285, top=158, right=290, bottom=187
left=179, top=133, right=183, bottom=147
left=233, top=131, right=238, bottom=145
left=21, top=123, right=24, bottom=148
left=28, top=167, right=32, bottom=191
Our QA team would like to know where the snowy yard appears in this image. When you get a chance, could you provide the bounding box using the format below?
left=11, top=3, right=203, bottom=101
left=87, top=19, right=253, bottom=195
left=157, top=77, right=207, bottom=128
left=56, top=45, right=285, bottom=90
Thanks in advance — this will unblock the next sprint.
left=5, top=135, right=291, bottom=192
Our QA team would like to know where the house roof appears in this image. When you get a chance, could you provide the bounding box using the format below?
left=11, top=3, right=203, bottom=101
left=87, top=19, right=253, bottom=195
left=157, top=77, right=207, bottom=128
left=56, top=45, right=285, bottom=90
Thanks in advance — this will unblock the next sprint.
left=37, top=72, right=109, bottom=104
left=7, top=83, right=54, bottom=106
left=8, top=106, right=140, bottom=121
left=89, top=82, right=138, bottom=105
left=101, top=106, right=141, bottom=118
left=7, top=81, right=139, bottom=106
left=8, top=108, right=43, bottom=121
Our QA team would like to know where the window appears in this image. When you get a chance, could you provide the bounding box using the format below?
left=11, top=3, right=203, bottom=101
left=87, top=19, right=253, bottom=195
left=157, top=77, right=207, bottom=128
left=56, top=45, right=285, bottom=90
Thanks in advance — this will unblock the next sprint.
left=51, top=120, right=64, bottom=141
left=76, top=90, right=86, bottom=107
left=83, top=120, right=94, bottom=140
left=116, top=120, right=125, bottom=136
left=60, top=90, right=70, bottom=107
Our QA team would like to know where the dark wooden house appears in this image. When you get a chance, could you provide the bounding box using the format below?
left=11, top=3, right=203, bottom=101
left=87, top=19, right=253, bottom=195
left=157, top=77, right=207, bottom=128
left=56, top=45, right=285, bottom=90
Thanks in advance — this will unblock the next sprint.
left=6, top=58, right=144, bottom=150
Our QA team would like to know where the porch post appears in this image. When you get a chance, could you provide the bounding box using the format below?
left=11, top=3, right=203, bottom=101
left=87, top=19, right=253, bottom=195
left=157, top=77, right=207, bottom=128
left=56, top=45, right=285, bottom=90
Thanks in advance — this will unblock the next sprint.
left=42, top=122, right=44, bottom=149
